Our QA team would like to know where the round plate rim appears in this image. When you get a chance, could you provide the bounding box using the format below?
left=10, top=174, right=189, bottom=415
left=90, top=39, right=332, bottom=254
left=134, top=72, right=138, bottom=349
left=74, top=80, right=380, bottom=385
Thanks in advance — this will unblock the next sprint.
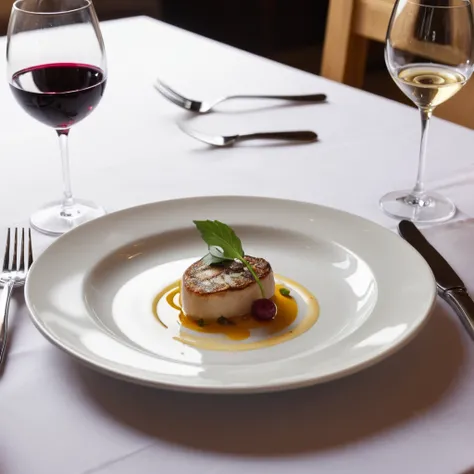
left=24, top=195, right=437, bottom=394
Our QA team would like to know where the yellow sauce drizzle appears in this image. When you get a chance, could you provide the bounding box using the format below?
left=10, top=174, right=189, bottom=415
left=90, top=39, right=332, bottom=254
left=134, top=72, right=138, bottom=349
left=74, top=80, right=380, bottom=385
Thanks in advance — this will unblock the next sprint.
left=178, top=284, right=297, bottom=340
left=166, top=287, right=181, bottom=312
left=152, top=274, right=319, bottom=352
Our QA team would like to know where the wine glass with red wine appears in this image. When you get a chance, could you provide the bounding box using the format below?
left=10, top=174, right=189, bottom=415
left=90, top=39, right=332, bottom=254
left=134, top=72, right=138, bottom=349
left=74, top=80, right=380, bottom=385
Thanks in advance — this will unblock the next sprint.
left=7, top=0, right=107, bottom=235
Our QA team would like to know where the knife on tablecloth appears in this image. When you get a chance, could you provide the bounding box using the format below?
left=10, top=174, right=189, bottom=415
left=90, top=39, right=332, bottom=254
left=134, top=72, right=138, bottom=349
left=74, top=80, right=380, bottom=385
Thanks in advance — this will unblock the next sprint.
left=399, top=220, right=474, bottom=339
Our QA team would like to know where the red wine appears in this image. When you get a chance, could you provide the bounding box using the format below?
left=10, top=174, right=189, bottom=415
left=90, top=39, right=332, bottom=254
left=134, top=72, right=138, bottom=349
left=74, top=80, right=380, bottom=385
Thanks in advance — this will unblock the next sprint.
left=10, top=63, right=106, bottom=129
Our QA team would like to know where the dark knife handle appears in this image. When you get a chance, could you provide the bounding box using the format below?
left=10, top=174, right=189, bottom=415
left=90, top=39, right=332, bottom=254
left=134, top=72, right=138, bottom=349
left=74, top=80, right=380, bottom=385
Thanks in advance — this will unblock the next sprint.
left=242, top=131, right=318, bottom=142
left=443, top=288, right=474, bottom=339
left=233, top=94, right=327, bottom=102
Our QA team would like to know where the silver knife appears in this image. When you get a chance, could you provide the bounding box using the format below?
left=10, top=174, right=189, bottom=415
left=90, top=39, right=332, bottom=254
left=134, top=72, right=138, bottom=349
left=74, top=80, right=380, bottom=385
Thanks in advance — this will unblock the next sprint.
left=399, top=220, right=474, bottom=339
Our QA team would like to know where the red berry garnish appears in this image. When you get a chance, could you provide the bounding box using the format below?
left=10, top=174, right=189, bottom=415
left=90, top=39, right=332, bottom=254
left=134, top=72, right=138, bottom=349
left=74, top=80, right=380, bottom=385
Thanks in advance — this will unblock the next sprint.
left=251, top=299, right=277, bottom=321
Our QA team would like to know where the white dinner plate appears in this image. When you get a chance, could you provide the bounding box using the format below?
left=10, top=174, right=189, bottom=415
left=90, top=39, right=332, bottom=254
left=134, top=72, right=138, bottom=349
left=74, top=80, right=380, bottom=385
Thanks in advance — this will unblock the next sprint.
left=25, top=196, right=436, bottom=393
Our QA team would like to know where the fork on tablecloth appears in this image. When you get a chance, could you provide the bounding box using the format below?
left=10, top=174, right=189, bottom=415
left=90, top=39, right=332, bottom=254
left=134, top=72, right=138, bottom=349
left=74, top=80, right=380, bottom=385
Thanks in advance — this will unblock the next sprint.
left=154, top=78, right=327, bottom=113
left=0, top=228, right=34, bottom=372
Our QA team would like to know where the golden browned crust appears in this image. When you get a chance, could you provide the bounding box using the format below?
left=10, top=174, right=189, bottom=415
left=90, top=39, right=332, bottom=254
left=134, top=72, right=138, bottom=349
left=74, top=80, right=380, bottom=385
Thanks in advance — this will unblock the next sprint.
left=183, top=256, right=272, bottom=295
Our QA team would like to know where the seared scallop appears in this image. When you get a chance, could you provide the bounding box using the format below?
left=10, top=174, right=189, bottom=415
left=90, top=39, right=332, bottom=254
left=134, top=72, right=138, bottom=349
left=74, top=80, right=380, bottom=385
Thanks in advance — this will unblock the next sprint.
left=181, top=256, right=275, bottom=321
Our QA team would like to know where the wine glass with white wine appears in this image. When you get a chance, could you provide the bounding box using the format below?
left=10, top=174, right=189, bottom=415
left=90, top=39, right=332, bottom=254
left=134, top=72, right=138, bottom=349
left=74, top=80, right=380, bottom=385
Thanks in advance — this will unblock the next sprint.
left=382, top=0, right=474, bottom=223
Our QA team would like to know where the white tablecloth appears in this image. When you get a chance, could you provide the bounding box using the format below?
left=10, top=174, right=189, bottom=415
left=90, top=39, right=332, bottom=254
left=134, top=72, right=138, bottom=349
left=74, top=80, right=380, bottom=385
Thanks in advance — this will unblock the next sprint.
left=2, top=16, right=474, bottom=474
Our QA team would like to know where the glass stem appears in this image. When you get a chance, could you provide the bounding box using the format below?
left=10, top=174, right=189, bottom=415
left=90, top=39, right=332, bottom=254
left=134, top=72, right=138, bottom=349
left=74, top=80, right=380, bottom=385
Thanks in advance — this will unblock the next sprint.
left=57, top=129, right=75, bottom=217
left=411, top=107, right=432, bottom=198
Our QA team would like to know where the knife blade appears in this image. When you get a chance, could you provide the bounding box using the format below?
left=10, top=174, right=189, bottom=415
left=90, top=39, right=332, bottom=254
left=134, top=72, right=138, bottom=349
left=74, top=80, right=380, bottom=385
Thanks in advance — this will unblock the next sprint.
left=398, top=220, right=474, bottom=339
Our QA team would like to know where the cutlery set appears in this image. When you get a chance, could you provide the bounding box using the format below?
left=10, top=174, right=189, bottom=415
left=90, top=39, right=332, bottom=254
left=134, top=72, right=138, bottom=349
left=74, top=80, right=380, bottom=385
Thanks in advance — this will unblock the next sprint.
left=155, top=78, right=325, bottom=146
left=155, top=80, right=474, bottom=342
left=2, top=195, right=473, bottom=375
left=1, top=82, right=472, bottom=375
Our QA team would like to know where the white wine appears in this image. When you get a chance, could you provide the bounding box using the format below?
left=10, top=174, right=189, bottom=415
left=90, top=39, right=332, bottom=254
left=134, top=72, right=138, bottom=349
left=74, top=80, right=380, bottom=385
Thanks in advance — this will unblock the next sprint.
left=395, top=64, right=466, bottom=109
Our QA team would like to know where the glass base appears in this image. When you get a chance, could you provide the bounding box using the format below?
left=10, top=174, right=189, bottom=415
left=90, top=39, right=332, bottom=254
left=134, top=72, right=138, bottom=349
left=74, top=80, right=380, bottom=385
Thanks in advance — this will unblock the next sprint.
left=380, top=190, right=456, bottom=224
left=30, top=199, right=106, bottom=236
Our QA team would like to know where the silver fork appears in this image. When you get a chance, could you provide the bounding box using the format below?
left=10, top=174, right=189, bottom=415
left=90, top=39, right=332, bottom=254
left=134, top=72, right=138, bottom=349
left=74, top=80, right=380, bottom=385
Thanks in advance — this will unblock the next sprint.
left=154, top=79, right=327, bottom=113
left=0, top=228, right=33, bottom=370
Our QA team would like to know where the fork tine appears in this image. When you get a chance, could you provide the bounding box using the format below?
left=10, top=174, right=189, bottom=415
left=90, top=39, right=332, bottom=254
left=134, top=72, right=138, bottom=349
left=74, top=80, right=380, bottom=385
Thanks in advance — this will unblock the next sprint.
left=19, top=228, right=25, bottom=272
left=12, top=228, right=18, bottom=271
left=3, top=228, right=10, bottom=272
left=155, top=81, right=175, bottom=99
left=156, top=80, right=187, bottom=102
left=155, top=81, right=191, bottom=109
left=163, top=91, right=184, bottom=108
left=157, top=85, right=186, bottom=108
left=28, top=228, right=33, bottom=269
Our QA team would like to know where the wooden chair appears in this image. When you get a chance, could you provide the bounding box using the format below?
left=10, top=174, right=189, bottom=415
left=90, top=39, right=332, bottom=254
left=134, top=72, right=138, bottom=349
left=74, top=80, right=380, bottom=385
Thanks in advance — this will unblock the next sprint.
left=321, top=0, right=474, bottom=129
left=0, top=0, right=13, bottom=32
